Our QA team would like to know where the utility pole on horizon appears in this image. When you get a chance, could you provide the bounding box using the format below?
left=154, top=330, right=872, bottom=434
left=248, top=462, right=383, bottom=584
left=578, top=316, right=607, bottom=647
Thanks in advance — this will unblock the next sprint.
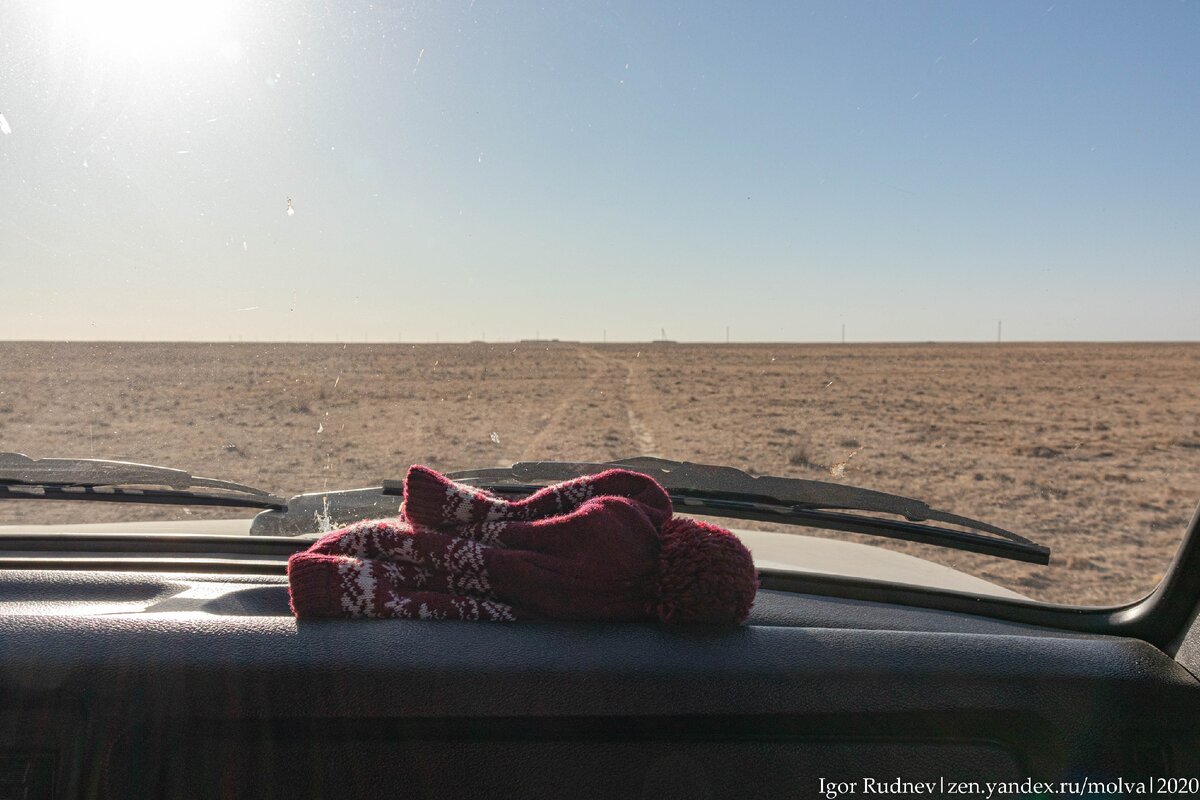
left=725, top=325, right=730, bottom=344
left=997, top=320, right=1002, bottom=344
left=841, top=323, right=846, bottom=344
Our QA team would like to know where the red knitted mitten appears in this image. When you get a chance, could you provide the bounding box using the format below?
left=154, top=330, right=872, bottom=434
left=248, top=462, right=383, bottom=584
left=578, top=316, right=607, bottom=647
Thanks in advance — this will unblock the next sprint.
left=290, top=494, right=662, bottom=620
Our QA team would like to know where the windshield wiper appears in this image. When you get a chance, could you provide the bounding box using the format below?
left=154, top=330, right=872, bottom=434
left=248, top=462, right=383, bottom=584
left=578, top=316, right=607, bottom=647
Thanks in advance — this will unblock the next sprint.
left=383, top=457, right=1049, bottom=565
left=0, top=452, right=286, bottom=511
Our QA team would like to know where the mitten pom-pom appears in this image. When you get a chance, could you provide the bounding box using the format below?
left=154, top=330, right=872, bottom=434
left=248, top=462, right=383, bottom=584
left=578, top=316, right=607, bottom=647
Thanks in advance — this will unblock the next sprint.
left=653, top=517, right=758, bottom=625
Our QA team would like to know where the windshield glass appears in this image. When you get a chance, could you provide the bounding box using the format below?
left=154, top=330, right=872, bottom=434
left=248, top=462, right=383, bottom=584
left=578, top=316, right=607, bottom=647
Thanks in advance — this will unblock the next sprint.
left=1, top=1, right=1197, bottom=607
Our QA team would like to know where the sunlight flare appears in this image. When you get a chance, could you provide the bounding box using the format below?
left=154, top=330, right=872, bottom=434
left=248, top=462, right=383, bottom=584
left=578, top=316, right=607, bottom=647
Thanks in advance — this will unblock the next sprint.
left=50, top=0, right=234, bottom=59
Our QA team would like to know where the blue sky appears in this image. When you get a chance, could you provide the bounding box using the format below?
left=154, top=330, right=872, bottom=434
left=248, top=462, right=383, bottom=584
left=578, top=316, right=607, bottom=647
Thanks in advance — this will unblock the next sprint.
left=1, top=0, right=1197, bottom=342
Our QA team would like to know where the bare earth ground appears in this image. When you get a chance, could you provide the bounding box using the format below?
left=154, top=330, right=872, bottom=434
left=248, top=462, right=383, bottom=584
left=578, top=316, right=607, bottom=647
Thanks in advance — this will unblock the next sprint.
left=1, top=341, right=1198, bottom=606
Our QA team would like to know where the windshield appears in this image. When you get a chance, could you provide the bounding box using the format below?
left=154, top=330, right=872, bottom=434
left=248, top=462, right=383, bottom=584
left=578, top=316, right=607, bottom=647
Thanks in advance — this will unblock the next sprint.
left=1, top=1, right=1197, bottom=608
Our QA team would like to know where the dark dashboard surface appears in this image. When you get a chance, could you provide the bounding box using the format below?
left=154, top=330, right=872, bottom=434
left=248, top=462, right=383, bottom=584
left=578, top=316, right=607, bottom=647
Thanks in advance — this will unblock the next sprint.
left=1, top=569, right=1199, bottom=798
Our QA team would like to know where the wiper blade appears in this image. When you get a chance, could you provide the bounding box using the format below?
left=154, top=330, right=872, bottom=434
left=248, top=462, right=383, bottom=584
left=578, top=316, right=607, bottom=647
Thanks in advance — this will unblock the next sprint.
left=406, top=457, right=1048, bottom=565
left=0, top=452, right=272, bottom=494
left=0, top=452, right=286, bottom=511
left=251, top=487, right=400, bottom=536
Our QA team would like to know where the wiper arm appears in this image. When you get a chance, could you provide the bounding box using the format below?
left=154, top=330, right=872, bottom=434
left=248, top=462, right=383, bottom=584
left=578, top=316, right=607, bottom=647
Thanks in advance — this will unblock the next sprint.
left=403, top=457, right=1048, bottom=565
left=0, top=452, right=286, bottom=511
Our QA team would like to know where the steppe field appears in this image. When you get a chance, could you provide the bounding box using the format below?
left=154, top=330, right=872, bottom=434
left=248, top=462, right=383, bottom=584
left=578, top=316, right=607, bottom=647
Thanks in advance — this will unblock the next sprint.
left=2, top=341, right=1198, bottom=605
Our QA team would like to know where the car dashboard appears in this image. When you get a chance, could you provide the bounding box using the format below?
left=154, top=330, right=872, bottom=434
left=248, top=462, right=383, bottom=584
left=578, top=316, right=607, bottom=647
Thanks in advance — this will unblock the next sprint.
left=2, top=566, right=1200, bottom=800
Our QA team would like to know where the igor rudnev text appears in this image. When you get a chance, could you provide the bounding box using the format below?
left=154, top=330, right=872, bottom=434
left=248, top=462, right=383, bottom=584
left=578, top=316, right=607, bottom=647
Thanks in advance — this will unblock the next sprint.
left=818, top=776, right=1200, bottom=798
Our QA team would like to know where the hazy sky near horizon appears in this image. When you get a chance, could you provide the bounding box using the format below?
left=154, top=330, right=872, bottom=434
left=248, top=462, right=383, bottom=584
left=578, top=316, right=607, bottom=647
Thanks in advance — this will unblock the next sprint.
left=1, top=0, right=1197, bottom=343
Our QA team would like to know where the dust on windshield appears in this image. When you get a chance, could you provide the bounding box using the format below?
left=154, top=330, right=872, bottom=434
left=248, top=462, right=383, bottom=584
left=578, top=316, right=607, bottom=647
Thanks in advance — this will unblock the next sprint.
left=1, top=2, right=1197, bottom=607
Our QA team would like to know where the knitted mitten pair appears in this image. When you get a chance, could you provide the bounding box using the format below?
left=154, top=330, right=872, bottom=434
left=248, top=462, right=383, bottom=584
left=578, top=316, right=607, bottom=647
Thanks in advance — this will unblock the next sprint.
left=287, top=465, right=758, bottom=624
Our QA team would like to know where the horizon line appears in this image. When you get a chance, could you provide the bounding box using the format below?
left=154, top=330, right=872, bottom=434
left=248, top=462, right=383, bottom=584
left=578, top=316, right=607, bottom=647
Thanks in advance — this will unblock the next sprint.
left=1, top=338, right=1199, bottom=346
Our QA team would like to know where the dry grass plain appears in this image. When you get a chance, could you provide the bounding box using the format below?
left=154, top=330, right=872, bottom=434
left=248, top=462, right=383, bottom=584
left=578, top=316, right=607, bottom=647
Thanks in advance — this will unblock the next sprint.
left=1, top=341, right=1198, bottom=605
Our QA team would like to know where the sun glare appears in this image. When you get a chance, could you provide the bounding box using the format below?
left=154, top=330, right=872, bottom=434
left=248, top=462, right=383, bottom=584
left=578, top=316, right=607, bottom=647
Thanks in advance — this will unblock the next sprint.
left=51, top=0, right=234, bottom=60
